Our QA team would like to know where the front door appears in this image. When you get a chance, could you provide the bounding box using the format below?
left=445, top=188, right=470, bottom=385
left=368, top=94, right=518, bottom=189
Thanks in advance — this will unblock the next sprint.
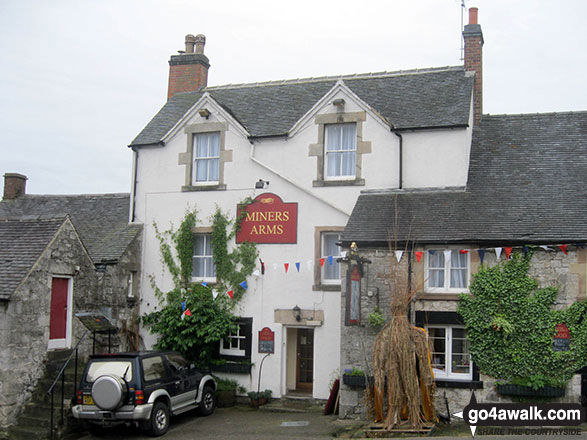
left=48, top=277, right=71, bottom=349
left=296, top=328, right=314, bottom=392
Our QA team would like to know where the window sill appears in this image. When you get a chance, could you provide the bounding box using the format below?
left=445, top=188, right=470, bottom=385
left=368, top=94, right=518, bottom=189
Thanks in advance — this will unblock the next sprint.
left=313, top=284, right=341, bottom=292
left=435, top=379, right=483, bottom=390
left=313, top=179, right=365, bottom=187
left=182, top=184, right=226, bottom=192
left=416, top=293, right=463, bottom=301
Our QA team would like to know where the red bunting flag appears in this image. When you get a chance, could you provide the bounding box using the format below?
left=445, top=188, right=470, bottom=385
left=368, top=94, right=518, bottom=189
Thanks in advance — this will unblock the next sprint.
left=559, top=245, right=568, bottom=255
left=227, top=290, right=234, bottom=299
left=284, top=263, right=289, bottom=273
left=459, top=250, right=469, bottom=254
left=415, top=251, right=423, bottom=263
left=319, top=258, right=325, bottom=267
left=184, top=309, right=192, bottom=317
left=504, top=247, right=513, bottom=259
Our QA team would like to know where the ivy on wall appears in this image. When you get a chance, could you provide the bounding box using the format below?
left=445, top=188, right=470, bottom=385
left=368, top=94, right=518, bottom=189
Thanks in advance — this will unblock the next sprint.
left=458, top=252, right=587, bottom=389
left=142, top=204, right=257, bottom=366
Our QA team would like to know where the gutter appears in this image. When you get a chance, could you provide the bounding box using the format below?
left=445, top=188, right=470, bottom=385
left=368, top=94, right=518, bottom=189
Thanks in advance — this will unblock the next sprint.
left=249, top=142, right=351, bottom=217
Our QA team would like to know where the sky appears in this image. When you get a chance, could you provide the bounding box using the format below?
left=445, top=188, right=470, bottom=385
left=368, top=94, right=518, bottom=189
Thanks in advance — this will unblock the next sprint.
left=1, top=0, right=586, bottom=195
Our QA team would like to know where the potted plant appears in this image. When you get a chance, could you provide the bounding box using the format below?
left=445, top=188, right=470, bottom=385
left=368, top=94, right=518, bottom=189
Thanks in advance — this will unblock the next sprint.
left=261, top=389, right=272, bottom=404
left=342, top=367, right=367, bottom=387
left=247, top=391, right=261, bottom=408
left=215, top=378, right=239, bottom=407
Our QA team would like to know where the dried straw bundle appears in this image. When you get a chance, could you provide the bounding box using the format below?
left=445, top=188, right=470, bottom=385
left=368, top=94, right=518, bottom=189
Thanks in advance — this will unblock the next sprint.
left=371, top=244, right=436, bottom=429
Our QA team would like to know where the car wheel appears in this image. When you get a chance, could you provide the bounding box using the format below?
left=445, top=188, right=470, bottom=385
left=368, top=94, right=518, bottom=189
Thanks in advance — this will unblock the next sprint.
left=199, top=386, right=216, bottom=416
left=149, top=401, right=170, bottom=437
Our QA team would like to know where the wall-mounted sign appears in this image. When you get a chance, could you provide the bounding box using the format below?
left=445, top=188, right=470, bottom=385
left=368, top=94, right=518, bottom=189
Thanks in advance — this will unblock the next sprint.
left=236, top=193, right=298, bottom=244
left=553, top=322, right=570, bottom=352
left=258, top=327, right=275, bottom=353
left=345, top=265, right=361, bottom=326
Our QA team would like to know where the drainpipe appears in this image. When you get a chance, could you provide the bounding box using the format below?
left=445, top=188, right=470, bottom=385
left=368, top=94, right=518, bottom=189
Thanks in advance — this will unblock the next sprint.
left=249, top=142, right=350, bottom=217
left=129, top=147, right=139, bottom=223
left=391, top=129, right=403, bottom=189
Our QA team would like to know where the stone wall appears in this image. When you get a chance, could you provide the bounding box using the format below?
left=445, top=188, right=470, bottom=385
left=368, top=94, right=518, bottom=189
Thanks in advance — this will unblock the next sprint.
left=0, top=224, right=142, bottom=427
left=339, top=246, right=586, bottom=419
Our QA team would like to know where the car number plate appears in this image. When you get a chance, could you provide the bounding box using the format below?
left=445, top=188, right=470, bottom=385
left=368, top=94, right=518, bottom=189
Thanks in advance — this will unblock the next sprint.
left=83, top=395, right=95, bottom=405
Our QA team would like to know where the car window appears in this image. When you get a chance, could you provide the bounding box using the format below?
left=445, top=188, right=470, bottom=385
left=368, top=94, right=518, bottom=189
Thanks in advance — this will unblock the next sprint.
left=142, top=356, right=167, bottom=381
left=86, top=360, right=132, bottom=383
left=166, top=353, right=189, bottom=373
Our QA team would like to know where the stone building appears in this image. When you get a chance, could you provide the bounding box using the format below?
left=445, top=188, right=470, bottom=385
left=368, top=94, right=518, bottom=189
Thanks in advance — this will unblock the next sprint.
left=0, top=173, right=142, bottom=428
left=338, top=11, right=587, bottom=418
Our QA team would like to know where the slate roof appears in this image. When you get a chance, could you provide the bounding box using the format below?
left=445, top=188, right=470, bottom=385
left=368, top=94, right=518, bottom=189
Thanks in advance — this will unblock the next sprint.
left=342, top=111, right=587, bottom=246
left=0, top=194, right=140, bottom=264
left=130, top=66, right=473, bottom=146
left=0, top=217, right=67, bottom=299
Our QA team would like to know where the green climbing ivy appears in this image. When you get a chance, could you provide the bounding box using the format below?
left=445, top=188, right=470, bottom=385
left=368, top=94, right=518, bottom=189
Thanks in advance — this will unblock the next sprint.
left=210, top=198, right=257, bottom=301
left=458, top=251, right=587, bottom=389
left=142, top=204, right=257, bottom=366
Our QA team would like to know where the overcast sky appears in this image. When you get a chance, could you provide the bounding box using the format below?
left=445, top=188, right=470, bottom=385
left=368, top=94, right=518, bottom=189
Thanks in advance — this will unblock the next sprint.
left=1, top=0, right=586, bottom=195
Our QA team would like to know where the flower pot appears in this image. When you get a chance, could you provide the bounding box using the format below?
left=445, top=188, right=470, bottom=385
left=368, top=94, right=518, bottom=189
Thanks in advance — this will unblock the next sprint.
left=216, top=389, right=236, bottom=407
left=258, top=396, right=267, bottom=406
left=496, top=384, right=565, bottom=398
left=343, top=374, right=368, bottom=388
left=250, top=399, right=259, bottom=408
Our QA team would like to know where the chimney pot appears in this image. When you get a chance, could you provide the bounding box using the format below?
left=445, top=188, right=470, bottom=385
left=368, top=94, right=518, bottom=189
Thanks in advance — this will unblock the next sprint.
left=3, top=173, right=27, bottom=200
left=469, top=7, right=478, bottom=25
left=185, top=34, right=196, bottom=54
left=194, top=34, right=206, bottom=54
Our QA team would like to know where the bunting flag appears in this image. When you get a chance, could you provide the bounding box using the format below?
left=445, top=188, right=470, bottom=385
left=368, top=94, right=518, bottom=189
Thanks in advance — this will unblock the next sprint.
left=319, top=258, right=325, bottom=267
left=227, top=290, right=234, bottom=299
left=259, top=258, right=265, bottom=275
left=443, top=249, right=452, bottom=263
left=559, top=244, right=568, bottom=255
left=184, top=309, right=191, bottom=317
left=540, top=245, right=551, bottom=251
left=201, top=282, right=208, bottom=287
left=394, top=250, right=403, bottom=262
left=523, top=246, right=530, bottom=257
left=284, top=263, right=289, bottom=273
left=307, top=260, right=313, bottom=271
left=428, top=250, right=436, bottom=255
left=295, top=262, right=301, bottom=272
left=504, top=247, right=513, bottom=259
left=478, top=249, right=486, bottom=264
left=328, top=255, right=334, bottom=266
left=273, top=263, right=278, bottom=271
left=212, top=290, right=219, bottom=300
left=459, top=249, right=469, bottom=254
left=239, top=281, right=248, bottom=290
left=252, top=269, right=261, bottom=278
left=495, top=247, right=503, bottom=260
left=415, top=251, right=423, bottom=263
left=181, top=301, right=186, bottom=311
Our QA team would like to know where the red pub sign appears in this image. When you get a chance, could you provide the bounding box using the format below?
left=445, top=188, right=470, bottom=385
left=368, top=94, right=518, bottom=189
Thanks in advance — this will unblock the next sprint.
left=236, top=193, right=298, bottom=244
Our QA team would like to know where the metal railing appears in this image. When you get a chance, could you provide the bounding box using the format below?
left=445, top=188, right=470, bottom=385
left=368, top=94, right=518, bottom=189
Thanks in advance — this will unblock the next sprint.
left=46, top=330, right=89, bottom=440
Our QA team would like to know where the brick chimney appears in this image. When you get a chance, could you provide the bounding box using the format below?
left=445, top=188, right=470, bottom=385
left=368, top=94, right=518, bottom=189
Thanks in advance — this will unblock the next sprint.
left=167, top=34, right=210, bottom=100
left=463, top=7, right=484, bottom=125
left=3, top=173, right=27, bottom=200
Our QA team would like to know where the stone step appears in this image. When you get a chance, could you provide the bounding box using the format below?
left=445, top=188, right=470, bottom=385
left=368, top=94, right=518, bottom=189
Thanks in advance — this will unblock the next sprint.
left=5, top=423, right=51, bottom=440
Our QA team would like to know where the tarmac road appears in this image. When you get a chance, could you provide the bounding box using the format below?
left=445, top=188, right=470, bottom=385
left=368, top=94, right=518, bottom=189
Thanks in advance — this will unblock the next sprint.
left=77, top=405, right=347, bottom=440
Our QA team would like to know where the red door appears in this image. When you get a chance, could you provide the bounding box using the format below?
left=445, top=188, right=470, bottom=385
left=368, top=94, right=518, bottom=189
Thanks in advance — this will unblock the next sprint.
left=50, top=278, right=69, bottom=340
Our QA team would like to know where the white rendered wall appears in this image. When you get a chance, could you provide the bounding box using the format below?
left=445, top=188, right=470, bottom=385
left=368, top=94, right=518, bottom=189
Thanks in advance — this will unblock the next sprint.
left=133, top=87, right=472, bottom=399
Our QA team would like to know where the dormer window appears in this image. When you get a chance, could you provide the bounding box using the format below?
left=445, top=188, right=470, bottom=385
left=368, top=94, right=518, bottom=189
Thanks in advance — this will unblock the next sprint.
left=194, top=132, right=220, bottom=184
left=325, top=123, right=356, bottom=179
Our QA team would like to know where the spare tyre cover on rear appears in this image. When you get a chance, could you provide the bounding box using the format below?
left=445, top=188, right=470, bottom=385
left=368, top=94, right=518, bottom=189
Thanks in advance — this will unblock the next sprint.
left=91, top=374, right=127, bottom=410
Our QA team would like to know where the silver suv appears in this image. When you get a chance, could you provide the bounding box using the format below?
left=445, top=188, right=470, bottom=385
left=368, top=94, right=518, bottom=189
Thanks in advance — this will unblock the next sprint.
left=72, top=351, right=216, bottom=436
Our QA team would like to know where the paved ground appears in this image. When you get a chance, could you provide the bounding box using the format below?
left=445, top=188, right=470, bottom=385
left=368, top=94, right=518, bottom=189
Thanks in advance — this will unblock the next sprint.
left=76, top=403, right=587, bottom=440
left=77, top=404, right=355, bottom=440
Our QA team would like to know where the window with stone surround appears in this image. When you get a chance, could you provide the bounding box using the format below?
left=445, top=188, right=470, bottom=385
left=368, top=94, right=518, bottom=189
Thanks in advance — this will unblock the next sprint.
left=309, top=112, right=370, bottom=187
left=314, top=227, right=344, bottom=290
left=179, top=121, right=232, bottom=191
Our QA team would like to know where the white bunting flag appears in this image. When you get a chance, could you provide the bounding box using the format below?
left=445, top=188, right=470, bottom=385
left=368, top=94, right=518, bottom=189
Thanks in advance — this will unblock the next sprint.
left=495, top=247, right=503, bottom=260
left=394, top=250, right=403, bottom=262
